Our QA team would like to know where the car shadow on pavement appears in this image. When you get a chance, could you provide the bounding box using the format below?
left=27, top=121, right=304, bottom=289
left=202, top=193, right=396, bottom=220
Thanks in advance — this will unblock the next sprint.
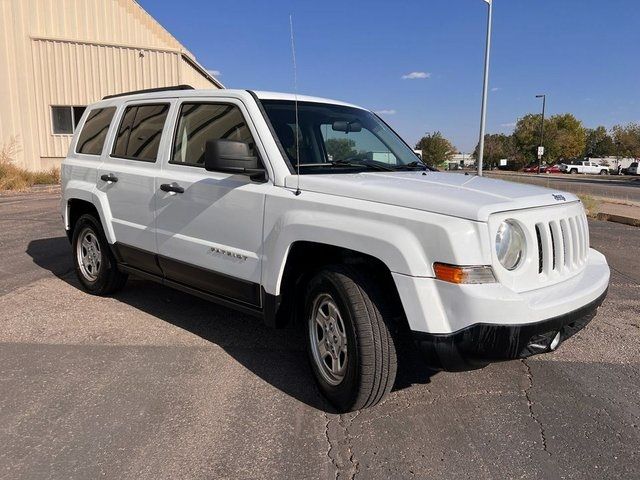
left=27, top=236, right=436, bottom=412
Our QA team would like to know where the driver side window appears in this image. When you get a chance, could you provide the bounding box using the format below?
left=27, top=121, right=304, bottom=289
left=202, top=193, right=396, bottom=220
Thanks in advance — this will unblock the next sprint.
left=171, top=103, right=256, bottom=167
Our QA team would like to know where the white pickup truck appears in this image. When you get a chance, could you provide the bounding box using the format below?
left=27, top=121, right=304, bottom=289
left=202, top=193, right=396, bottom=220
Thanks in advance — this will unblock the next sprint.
left=61, top=86, right=610, bottom=411
left=559, top=159, right=609, bottom=175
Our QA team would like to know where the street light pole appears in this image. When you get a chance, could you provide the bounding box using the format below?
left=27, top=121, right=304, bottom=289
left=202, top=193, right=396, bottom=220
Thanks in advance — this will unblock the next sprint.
left=536, top=94, right=546, bottom=174
left=476, top=0, right=493, bottom=177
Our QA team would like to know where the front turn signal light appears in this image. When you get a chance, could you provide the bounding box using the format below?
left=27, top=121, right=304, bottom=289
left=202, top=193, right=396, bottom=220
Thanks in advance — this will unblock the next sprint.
left=433, top=263, right=497, bottom=284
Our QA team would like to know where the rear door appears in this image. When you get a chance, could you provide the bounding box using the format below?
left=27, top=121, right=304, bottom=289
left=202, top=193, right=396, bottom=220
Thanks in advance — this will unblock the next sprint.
left=97, top=100, right=173, bottom=274
left=154, top=99, right=267, bottom=307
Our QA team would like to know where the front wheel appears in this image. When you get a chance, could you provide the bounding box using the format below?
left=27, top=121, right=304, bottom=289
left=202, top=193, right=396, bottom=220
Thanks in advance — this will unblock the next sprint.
left=570, top=169, right=578, bottom=174
left=304, top=265, right=397, bottom=412
left=599, top=169, right=608, bottom=175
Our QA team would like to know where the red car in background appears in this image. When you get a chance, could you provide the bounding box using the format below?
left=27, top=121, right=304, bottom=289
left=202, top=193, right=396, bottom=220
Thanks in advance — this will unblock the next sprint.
left=523, top=163, right=547, bottom=173
left=546, top=164, right=563, bottom=174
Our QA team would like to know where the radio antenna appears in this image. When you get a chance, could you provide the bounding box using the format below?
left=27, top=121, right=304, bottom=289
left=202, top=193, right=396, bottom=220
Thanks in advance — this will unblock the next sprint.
left=289, top=14, right=301, bottom=196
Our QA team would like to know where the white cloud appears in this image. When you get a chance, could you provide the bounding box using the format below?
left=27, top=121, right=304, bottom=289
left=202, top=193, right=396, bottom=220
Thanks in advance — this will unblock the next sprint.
left=401, top=71, right=431, bottom=80
left=491, top=87, right=500, bottom=92
left=375, top=109, right=397, bottom=115
left=207, top=69, right=222, bottom=77
left=500, top=122, right=516, bottom=128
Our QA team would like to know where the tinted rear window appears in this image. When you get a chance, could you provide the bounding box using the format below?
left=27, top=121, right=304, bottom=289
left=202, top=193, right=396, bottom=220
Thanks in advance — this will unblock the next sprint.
left=112, top=104, right=169, bottom=162
left=76, top=107, right=116, bottom=155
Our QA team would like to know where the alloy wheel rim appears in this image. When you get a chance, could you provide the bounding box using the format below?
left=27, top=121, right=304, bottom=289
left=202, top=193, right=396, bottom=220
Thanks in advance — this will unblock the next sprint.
left=309, top=294, right=348, bottom=386
left=77, top=227, right=102, bottom=282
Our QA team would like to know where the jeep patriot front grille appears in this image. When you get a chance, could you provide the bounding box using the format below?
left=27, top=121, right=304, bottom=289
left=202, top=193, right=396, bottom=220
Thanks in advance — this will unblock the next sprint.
left=535, top=212, right=589, bottom=275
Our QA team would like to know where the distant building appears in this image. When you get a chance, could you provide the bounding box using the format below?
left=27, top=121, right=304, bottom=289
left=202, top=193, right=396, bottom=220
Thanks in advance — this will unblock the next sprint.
left=0, top=0, right=223, bottom=170
left=448, top=153, right=474, bottom=169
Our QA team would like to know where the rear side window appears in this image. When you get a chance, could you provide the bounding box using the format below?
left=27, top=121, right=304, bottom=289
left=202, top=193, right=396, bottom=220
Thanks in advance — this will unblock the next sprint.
left=171, top=103, right=256, bottom=167
left=112, top=104, right=169, bottom=162
left=76, top=107, right=116, bottom=155
left=112, top=106, right=137, bottom=158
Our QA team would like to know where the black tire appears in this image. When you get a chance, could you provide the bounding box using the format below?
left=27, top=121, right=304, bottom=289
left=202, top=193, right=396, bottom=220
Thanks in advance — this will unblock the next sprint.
left=599, top=169, right=608, bottom=175
left=570, top=169, right=578, bottom=174
left=303, top=265, right=397, bottom=412
left=71, top=213, right=128, bottom=295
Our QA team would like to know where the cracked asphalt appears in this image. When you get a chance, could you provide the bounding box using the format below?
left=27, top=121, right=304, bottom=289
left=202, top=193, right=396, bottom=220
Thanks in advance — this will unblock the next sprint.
left=1, top=190, right=639, bottom=479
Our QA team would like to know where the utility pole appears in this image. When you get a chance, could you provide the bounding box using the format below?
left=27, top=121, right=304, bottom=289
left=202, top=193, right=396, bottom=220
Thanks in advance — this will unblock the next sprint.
left=476, top=0, right=493, bottom=177
left=536, top=94, right=546, bottom=174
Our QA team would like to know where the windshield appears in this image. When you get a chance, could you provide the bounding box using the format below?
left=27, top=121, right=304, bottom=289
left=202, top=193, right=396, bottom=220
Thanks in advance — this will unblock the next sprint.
left=260, top=100, right=426, bottom=174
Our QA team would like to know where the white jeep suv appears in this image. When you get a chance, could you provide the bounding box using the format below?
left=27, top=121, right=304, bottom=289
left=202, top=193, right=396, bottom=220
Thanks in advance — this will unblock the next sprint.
left=61, top=86, right=610, bottom=411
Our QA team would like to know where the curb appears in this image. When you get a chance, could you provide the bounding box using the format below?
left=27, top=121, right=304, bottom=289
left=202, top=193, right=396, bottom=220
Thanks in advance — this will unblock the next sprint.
left=596, top=212, right=640, bottom=228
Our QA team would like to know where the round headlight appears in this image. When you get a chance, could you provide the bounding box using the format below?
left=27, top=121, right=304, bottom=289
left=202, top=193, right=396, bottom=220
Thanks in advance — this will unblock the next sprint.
left=495, top=220, right=526, bottom=271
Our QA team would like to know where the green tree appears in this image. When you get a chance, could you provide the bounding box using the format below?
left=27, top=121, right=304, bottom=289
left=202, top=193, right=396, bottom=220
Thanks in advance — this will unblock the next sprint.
left=513, top=113, right=585, bottom=164
left=415, top=131, right=456, bottom=168
left=584, top=126, right=615, bottom=157
left=325, top=138, right=357, bottom=161
left=612, top=123, right=640, bottom=158
left=513, top=114, right=541, bottom=165
left=545, top=114, right=586, bottom=161
left=473, top=133, right=516, bottom=169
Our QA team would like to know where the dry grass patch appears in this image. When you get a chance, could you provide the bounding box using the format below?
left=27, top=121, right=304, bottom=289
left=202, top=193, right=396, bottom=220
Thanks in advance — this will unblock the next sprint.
left=0, top=137, right=59, bottom=191
left=578, top=194, right=600, bottom=218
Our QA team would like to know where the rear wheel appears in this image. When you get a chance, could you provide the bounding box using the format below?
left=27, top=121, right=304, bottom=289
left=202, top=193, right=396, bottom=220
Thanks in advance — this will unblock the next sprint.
left=304, top=265, right=397, bottom=412
left=570, top=168, right=578, bottom=174
left=599, top=169, right=608, bottom=175
left=72, top=214, right=127, bottom=295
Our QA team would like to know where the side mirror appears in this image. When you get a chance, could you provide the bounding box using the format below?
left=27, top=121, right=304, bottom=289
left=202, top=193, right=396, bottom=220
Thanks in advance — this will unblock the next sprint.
left=204, top=139, right=266, bottom=181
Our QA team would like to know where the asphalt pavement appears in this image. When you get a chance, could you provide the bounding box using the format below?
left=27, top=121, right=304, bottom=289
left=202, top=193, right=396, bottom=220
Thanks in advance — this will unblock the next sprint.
left=485, top=172, right=640, bottom=204
left=1, top=191, right=639, bottom=479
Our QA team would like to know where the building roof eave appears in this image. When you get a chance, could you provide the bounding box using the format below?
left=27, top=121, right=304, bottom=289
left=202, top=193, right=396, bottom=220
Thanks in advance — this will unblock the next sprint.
left=180, top=52, right=224, bottom=89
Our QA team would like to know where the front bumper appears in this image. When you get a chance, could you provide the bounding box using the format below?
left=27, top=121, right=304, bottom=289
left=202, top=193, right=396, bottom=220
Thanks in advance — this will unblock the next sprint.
left=412, top=288, right=607, bottom=371
left=393, top=248, right=609, bottom=333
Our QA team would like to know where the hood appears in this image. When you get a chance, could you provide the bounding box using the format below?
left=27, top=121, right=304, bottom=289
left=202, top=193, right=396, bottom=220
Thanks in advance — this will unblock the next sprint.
left=284, top=171, right=579, bottom=222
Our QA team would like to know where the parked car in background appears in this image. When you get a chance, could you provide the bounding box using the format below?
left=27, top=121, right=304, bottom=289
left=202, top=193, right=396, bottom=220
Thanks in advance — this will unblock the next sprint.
left=523, top=163, right=547, bottom=173
left=546, top=164, right=563, bottom=174
left=628, top=162, right=639, bottom=175
left=559, top=159, right=609, bottom=175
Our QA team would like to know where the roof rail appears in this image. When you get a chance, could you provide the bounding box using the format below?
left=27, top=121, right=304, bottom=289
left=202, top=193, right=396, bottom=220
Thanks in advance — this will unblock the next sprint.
left=102, top=84, right=194, bottom=100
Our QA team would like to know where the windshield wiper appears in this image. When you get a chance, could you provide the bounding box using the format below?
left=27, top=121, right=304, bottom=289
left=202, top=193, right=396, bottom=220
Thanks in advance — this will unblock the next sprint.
left=396, top=161, right=429, bottom=171
left=330, top=159, right=395, bottom=171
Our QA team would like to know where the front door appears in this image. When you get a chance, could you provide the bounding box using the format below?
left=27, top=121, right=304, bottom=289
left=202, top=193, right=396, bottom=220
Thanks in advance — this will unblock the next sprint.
left=97, top=101, right=172, bottom=274
left=154, top=100, right=266, bottom=307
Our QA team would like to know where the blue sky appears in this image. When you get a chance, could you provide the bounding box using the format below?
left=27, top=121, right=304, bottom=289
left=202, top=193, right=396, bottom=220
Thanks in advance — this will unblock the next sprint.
left=140, top=0, right=640, bottom=153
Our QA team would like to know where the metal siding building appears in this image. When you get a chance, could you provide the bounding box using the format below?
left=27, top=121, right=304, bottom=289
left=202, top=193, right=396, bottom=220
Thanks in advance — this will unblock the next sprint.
left=0, top=0, right=222, bottom=170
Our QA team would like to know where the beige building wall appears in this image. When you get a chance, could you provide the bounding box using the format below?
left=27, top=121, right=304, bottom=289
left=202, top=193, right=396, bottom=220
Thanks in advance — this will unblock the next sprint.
left=0, top=0, right=222, bottom=171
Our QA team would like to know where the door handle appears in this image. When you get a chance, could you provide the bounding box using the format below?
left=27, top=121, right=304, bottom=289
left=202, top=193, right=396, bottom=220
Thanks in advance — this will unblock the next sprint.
left=160, top=183, right=184, bottom=194
left=100, top=173, right=118, bottom=183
